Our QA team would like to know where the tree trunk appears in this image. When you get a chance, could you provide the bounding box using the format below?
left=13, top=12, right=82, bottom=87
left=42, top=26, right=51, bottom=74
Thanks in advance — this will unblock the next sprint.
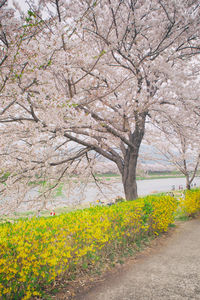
left=120, top=112, right=146, bottom=200
left=186, top=175, right=191, bottom=190
left=122, top=171, right=138, bottom=200
left=122, top=149, right=139, bottom=200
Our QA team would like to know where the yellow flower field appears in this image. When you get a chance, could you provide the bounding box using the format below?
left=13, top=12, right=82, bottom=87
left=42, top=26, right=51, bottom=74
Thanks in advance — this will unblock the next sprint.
left=0, top=194, right=181, bottom=299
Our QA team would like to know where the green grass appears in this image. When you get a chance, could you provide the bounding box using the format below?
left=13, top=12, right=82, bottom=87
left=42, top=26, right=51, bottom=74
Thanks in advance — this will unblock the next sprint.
left=175, top=215, right=190, bottom=221
left=169, top=223, right=176, bottom=228
left=95, top=173, right=120, bottom=178
left=136, top=174, right=185, bottom=180
left=95, top=171, right=199, bottom=181
left=0, top=202, right=95, bottom=223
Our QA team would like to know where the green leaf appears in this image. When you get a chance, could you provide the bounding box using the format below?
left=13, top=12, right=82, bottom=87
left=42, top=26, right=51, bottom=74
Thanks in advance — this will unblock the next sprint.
left=71, top=103, right=78, bottom=107
left=28, top=10, right=36, bottom=17
left=99, top=50, right=106, bottom=57
left=93, top=50, right=106, bottom=59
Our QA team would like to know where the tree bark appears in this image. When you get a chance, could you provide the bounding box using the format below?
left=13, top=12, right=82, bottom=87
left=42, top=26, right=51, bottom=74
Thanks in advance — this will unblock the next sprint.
left=120, top=112, right=146, bottom=200
left=122, top=150, right=138, bottom=200
left=186, top=175, right=191, bottom=190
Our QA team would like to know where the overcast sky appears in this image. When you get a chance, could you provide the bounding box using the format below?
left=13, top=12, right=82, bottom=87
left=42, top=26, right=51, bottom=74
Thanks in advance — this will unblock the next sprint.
left=8, top=0, right=29, bottom=10
left=7, top=0, right=52, bottom=19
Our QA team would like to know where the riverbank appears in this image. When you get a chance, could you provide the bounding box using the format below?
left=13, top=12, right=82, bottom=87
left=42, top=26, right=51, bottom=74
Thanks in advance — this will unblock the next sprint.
left=1, top=176, right=200, bottom=220
left=97, top=171, right=200, bottom=181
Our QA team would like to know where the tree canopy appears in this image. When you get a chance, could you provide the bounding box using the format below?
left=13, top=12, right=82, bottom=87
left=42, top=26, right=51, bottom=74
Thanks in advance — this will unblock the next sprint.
left=0, top=0, right=200, bottom=212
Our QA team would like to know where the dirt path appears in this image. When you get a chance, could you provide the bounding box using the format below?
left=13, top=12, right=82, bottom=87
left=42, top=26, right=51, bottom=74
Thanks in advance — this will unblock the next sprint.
left=74, top=218, right=200, bottom=300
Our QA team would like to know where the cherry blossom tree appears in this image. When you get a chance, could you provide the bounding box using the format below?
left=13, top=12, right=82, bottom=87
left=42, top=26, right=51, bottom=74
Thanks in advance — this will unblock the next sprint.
left=151, top=114, right=200, bottom=189
left=53, top=0, right=200, bottom=199
left=0, top=0, right=95, bottom=212
left=0, top=0, right=200, bottom=212
left=147, top=51, right=200, bottom=190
